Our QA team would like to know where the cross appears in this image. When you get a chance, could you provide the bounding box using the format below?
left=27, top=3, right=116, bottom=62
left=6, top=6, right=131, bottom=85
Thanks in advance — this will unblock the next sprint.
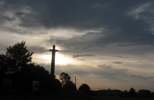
left=49, top=44, right=59, bottom=78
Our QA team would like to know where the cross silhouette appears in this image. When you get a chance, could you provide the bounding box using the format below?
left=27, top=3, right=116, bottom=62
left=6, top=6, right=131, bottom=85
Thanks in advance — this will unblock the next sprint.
left=49, top=45, right=59, bottom=78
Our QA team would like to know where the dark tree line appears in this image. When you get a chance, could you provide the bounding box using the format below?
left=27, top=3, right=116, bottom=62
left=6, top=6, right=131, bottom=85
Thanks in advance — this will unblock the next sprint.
left=0, top=42, right=77, bottom=96
left=0, top=42, right=154, bottom=99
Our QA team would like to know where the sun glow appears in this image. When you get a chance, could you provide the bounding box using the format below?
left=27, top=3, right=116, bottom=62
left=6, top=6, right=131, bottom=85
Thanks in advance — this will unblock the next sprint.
left=56, top=53, right=75, bottom=65
left=33, top=53, right=76, bottom=65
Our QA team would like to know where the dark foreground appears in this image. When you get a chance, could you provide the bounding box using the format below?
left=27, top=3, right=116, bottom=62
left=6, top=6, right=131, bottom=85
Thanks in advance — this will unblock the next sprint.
left=0, top=96, right=154, bottom=100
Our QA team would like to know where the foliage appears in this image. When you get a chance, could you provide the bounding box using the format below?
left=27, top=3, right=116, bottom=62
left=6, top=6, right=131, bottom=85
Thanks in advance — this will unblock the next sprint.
left=6, top=41, right=33, bottom=66
left=79, top=84, right=91, bottom=96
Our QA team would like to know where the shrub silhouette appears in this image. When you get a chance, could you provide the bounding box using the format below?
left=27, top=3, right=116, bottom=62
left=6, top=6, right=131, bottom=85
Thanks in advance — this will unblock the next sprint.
left=60, top=72, right=77, bottom=96
left=79, top=84, right=91, bottom=96
left=128, top=88, right=136, bottom=96
left=138, top=89, right=152, bottom=97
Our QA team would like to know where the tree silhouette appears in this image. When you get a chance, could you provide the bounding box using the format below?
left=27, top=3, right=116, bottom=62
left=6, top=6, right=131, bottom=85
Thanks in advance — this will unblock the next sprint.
left=0, top=42, right=45, bottom=94
left=6, top=42, right=33, bottom=69
left=138, top=89, right=152, bottom=97
left=60, top=72, right=77, bottom=96
left=128, top=88, right=136, bottom=96
left=79, top=84, right=91, bottom=96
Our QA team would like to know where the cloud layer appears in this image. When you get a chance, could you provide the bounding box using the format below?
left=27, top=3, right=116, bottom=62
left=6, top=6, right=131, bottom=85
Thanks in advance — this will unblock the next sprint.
left=0, top=0, right=154, bottom=90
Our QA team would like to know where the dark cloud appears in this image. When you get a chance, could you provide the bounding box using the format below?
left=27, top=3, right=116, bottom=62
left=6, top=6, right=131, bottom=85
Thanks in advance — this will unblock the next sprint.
left=1, top=0, right=153, bottom=29
left=1, top=0, right=154, bottom=47
left=28, top=46, right=47, bottom=53
left=112, top=61, right=124, bottom=64
left=0, top=0, right=154, bottom=58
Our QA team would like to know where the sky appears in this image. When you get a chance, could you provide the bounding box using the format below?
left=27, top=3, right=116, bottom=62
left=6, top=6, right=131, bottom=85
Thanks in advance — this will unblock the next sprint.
left=0, top=0, right=154, bottom=90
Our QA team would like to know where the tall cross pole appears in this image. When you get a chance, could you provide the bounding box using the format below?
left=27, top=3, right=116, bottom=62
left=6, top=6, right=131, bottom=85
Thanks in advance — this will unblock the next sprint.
left=49, top=45, right=59, bottom=78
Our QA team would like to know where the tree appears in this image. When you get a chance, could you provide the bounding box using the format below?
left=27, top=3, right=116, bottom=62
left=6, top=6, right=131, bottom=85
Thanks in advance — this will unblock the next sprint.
left=138, top=89, right=152, bottom=97
left=78, top=84, right=91, bottom=96
left=6, top=42, right=33, bottom=67
left=60, top=72, right=71, bottom=86
left=60, top=72, right=77, bottom=96
left=129, top=88, right=136, bottom=96
left=0, top=54, right=17, bottom=71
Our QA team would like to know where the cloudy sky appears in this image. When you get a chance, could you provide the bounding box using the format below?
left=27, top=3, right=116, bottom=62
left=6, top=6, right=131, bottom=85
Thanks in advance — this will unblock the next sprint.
left=0, top=0, right=154, bottom=90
